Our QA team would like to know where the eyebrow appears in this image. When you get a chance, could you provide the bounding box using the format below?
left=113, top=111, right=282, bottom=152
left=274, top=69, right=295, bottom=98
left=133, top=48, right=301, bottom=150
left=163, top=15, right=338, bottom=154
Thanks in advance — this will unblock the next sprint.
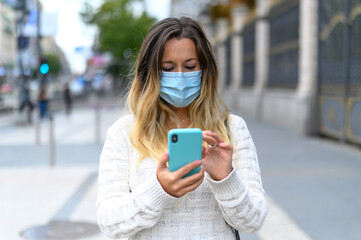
left=161, top=58, right=198, bottom=64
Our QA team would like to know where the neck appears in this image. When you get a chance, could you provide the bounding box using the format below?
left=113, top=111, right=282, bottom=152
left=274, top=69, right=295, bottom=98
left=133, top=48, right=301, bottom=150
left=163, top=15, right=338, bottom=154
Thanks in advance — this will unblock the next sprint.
left=172, top=106, right=190, bottom=121
left=168, top=106, right=191, bottom=128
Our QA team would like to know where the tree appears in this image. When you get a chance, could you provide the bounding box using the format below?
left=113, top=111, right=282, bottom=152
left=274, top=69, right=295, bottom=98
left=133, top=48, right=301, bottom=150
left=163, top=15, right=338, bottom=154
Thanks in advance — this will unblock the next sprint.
left=32, top=53, right=62, bottom=79
left=80, top=0, right=157, bottom=80
left=43, top=53, right=62, bottom=76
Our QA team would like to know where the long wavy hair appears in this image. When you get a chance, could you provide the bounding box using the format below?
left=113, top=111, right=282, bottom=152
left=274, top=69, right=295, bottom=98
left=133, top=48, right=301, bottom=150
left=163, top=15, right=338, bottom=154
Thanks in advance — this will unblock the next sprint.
left=127, top=17, right=230, bottom=162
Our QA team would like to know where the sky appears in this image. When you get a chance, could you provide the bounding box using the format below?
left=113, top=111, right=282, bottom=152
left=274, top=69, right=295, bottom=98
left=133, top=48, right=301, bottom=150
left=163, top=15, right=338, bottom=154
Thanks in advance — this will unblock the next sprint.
left=40, top=0, right=171, bottom=74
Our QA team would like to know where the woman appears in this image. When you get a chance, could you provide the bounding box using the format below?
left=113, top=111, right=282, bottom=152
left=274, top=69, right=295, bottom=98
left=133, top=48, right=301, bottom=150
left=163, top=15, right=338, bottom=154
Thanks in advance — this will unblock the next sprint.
left=97, top=17, right=267, bottom=239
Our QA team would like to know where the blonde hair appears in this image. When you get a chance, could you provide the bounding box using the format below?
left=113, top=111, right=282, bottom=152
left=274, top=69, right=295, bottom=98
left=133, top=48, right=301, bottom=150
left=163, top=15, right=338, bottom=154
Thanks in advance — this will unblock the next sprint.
left=127, top=17, right=230, bottom=162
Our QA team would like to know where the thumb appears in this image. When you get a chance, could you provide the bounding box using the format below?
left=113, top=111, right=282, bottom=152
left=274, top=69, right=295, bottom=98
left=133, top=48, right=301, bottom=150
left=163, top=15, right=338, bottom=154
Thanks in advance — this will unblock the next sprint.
left=158, top=152, right=169, bottom=169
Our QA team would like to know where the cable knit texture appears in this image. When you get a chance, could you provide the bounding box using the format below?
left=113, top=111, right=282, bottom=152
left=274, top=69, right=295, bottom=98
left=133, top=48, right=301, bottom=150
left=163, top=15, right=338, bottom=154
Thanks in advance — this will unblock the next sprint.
left=97, top=114, right=268, bottom=239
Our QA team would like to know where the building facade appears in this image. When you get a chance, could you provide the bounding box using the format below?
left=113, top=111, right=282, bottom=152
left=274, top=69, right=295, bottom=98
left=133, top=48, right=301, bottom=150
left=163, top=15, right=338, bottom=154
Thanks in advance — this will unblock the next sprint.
left=211, top=0, right=317, bottom=136
left=1, top=0, right=40, bottom=78
left=0, top=2, right=17, bottom=81
left=170, top=0, right=212, bottom=19
left=170, top=0, right=361, bottom=145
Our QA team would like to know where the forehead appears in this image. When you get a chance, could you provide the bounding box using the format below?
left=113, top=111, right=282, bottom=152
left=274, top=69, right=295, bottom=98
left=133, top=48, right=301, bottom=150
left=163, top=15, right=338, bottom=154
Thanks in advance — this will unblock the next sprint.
left=161, top=38, right=198, bottom=61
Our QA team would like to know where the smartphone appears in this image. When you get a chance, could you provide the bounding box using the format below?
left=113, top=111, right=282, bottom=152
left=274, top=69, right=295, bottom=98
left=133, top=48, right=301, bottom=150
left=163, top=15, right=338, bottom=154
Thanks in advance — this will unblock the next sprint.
left=168, top=128, right=202, bottom=178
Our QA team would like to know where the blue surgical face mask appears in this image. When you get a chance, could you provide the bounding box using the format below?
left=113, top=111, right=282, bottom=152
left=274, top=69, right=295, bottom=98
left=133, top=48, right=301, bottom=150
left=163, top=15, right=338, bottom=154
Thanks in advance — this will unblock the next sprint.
left=160, top=70, right=202, bottom=108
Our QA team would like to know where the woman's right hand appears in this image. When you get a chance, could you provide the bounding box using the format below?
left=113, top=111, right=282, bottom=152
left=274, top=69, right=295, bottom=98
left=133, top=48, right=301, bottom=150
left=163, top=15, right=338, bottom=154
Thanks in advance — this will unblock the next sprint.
left=156, top=152, right=205, bottom=198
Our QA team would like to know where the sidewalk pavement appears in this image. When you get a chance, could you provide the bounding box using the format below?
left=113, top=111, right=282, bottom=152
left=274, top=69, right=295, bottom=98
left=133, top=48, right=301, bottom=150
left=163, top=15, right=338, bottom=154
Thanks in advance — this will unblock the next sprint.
left=242, top=114, right=361, bottom=240
left=1, top=105, right=361, bottom=240
left=0, top=93, right=16, bottom=114
left=0, top=103, right=124, bottom=240
left=0, top=166, right=106, bottom=240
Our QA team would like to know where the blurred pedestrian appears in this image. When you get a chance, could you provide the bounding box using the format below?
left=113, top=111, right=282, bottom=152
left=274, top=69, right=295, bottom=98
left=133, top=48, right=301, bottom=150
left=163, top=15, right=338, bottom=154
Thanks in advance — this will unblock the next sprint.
left=97, top=17, right=268, bottom=239
left=63, top=83, right=72, bottom=115
left=18, top=83, right=34, bottom=124
left=37, top=88, right=48, bottom=120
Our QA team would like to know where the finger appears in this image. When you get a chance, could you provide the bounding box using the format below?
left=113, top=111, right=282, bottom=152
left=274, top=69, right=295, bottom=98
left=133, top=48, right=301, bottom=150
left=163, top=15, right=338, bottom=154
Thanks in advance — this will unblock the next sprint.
left=178, top=170, right=205, bottom=195
left=174, top=159, right=202, bottom=179
left=218, top=142, right=233, bottom=151
left=179, top=166, right=204, bottom=185
left=208, top=131, right=225, bottom=144
left=202, top=146, right=206, bottom=158
left=168, top=168, right=204, bottom=196
left=202, top=134, right=217, bottom=146
left=202, top=130, right=214, bottom=140
left=203, top=131, right=225, bottom=146
left=177, top=173, right=204, bottom=196
left=157, top=152, right=169, bottom=170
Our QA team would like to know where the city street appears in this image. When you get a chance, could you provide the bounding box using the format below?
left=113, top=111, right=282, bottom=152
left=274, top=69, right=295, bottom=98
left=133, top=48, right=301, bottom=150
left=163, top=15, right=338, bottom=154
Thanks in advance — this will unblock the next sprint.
left=0, top=103, right=360, bottom=239
left=1, top=0, right=360, bottom=239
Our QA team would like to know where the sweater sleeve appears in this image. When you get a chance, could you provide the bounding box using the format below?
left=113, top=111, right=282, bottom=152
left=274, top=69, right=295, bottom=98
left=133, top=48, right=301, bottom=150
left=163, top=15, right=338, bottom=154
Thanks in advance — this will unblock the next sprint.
left=205, top=115, right=268, bottom=234
left=96, top=118, right=175, bottom=239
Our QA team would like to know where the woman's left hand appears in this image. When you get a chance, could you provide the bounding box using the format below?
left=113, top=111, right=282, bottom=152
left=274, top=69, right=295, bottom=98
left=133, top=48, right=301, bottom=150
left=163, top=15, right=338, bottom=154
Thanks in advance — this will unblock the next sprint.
left=202, top=131, right=233, bottom=181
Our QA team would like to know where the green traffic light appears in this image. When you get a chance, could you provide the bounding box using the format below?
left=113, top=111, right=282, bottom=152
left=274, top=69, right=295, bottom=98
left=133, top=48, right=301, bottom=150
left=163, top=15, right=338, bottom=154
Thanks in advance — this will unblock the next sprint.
left=40, top=63, right=49, bottom=75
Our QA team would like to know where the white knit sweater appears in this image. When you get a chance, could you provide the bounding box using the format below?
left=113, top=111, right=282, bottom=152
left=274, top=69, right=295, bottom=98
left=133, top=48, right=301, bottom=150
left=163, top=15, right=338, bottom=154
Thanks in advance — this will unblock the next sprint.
left=97, top=114, right=267, bottom=239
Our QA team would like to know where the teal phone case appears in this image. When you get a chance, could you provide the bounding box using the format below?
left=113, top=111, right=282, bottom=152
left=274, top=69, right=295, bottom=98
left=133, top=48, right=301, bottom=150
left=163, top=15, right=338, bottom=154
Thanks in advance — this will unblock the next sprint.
left=168, top=128, right=202, bottom=178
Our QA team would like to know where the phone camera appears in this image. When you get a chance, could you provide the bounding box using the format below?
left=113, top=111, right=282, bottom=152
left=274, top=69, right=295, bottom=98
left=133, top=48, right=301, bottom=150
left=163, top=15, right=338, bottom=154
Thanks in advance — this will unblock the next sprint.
left=171, top=134, right=178, bottom=143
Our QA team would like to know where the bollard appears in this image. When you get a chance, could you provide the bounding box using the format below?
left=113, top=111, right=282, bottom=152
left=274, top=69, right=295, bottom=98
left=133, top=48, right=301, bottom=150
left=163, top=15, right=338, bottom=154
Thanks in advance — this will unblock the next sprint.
left=49, top=113, right=55, bottom=167
left=95, top=105, right=101, bottom=144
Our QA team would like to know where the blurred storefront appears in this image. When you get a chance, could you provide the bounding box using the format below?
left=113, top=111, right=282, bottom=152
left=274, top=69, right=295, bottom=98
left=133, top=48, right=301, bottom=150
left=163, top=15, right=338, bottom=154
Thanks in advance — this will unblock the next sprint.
left=171, top=0, right=361, bottom=144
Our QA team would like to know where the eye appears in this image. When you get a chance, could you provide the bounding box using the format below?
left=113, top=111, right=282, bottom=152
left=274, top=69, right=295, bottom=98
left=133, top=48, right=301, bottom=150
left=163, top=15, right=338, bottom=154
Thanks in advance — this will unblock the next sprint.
left=162, top=67, right=173, bottom=72
left=185, top=65, right=196, bottom=70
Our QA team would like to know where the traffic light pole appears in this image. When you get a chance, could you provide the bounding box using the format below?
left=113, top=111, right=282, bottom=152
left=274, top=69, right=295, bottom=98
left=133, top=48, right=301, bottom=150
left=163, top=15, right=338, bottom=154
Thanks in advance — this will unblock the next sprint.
left=35, top=0, right=55, bottom=167
left=17, top=0, right=26, bottom=107
left=35, top=0, right=42, bottom=145
left=36, top=0, right=42, bottom=86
